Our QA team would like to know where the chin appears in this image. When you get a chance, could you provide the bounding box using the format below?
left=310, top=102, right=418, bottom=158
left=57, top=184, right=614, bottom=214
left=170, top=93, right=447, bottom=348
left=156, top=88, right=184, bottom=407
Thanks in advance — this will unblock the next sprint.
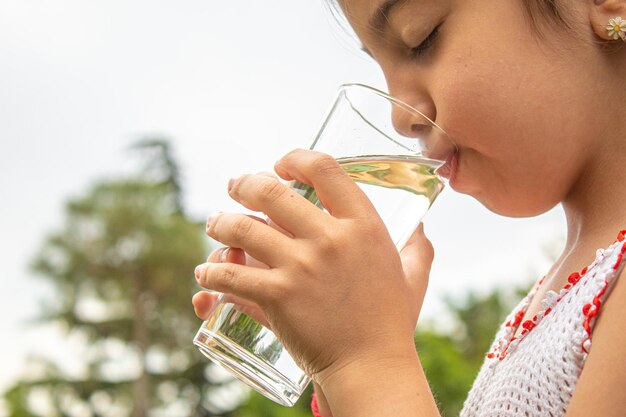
left=452, top=179, right=556, bottom=218
left=449, top=156, right=562, bottom=218
left=477, top=193, right=560, bottom=218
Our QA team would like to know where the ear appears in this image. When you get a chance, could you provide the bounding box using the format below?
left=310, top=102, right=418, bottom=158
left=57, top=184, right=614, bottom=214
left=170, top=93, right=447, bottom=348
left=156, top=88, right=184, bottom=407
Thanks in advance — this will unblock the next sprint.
left=588, top=0, right=626, bottom=41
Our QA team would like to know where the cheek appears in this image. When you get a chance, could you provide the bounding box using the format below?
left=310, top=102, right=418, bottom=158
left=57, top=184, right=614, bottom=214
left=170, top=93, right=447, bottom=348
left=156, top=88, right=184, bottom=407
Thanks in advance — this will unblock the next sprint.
left=423, top=0, right=600, bottom=217
left=434, top=52, right=586, bottom=216
left=439, top=43, right=545, bottom=157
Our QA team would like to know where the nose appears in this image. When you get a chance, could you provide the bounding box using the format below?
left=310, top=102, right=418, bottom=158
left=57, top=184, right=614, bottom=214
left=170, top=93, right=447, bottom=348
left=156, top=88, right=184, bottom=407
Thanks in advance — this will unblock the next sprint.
left=390, top=103, right=436, bottom=139
left=387, top=92, right=456, bottom=165
left=388, top=83, right=437, bottom=135
left=389, top=96, right=453, bottom=162
left=383, top=66, right=455, bottom=162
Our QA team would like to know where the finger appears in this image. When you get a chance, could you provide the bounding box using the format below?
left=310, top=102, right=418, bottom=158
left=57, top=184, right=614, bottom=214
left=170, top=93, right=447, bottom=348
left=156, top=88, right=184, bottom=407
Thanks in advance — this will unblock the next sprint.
left=242, top=213, right=296, bottom=239
left=400, top=223, right=433, bottom=293
left=192, top=291, right=218, bottom=320
left=208, top=246, right=272, bottom=270
left=192, top=290, right=270, bottom=328
left=255, top=172, right=300, bottom=237
left=244, top=252, right=271, bottom=269
left=223, top=247, right=246, bottom=264
left=273, top=149, right=377, bottom=219
left=245, top=201, right=295, bottom=238
left=206, top=212, right=294, bottom=268
left=227, top=173, right=333, bottom=238
left=246, top=213, right=269, bottom=225
left=194, top=261, right=279, bottom=305
left=206, top=246, right=246, bottom=265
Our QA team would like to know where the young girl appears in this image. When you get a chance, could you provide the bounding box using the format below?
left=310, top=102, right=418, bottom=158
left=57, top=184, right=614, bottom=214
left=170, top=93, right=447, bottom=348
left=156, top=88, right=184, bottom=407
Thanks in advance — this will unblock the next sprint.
left=192, top=0, right=626, bottom=415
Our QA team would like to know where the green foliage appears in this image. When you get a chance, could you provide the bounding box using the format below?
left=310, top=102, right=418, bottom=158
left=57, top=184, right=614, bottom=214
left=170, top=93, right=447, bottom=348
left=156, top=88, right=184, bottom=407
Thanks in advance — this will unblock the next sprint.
left=234, top=385, right=315, bottom=417
left=3, top=381, right=39, bottom=417
left=2, top=140, right=239, bottom=417
left=416, top=331, right=478, bottom=415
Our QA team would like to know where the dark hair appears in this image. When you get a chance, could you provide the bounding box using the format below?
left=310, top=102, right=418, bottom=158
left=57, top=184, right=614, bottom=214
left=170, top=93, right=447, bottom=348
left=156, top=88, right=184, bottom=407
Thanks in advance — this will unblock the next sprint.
left=521, top=0, right=574, bottom=39
left=326, top=0, right=575, bottom=39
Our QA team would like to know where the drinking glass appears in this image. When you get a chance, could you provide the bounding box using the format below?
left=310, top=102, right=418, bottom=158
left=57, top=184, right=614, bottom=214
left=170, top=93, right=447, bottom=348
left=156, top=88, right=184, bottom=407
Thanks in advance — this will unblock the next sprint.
left=193, top=83, right=456, bottom=406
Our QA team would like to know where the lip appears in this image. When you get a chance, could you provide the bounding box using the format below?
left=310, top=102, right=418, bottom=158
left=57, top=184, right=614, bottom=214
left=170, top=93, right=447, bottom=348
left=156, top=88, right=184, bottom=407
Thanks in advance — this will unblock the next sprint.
left=437, top=151, right=459, bottom=185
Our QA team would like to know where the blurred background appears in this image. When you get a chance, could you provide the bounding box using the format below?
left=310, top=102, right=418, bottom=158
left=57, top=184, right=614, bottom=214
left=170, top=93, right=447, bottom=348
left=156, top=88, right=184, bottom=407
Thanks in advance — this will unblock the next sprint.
left=0, top=1, right=566, bottom=416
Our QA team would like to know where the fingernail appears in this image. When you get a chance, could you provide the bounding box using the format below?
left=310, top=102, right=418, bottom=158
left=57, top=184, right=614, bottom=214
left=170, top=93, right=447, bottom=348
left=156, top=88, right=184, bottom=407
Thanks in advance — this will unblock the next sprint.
left=194, top=263, right=206, bottom=280
left=219, top=247, right=230, bottom=262
left=228, top=177, right=236, bottom=192
left=207, top=211, right=222, bottom=227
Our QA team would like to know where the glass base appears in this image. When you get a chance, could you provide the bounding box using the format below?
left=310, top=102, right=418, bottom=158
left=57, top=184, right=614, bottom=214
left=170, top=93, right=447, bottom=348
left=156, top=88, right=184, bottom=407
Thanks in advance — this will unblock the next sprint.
left=194, top=327, right=308, bottom=407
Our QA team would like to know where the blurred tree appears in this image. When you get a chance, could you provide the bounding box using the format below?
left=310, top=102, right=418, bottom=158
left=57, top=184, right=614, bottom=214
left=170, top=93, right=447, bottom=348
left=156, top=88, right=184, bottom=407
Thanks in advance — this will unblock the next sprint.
left=2, top=140, right=248, bottom=416
left=233, top=385, right=315, bottom=417
left=130, top=138, right=184, bottom=214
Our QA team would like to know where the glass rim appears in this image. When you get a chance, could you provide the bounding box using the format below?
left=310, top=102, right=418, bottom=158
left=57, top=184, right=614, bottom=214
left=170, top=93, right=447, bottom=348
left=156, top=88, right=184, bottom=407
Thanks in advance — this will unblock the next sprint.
left=338, top=82, right=451, bottom=139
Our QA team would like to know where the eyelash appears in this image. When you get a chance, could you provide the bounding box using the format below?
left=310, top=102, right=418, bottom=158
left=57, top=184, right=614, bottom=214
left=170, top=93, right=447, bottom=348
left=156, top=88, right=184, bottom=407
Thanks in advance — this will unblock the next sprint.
left=410, top=24, right=441, bottom=58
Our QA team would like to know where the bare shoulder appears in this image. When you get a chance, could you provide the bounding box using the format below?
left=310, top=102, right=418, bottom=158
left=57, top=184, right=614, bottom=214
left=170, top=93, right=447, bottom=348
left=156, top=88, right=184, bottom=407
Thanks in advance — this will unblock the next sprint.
left=565, top=259, right=626, bottom=417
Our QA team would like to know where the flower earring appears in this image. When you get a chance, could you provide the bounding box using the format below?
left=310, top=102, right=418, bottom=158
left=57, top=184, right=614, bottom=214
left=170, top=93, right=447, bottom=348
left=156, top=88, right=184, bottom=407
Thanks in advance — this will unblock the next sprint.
left=606, top=17, right=626, bottom=41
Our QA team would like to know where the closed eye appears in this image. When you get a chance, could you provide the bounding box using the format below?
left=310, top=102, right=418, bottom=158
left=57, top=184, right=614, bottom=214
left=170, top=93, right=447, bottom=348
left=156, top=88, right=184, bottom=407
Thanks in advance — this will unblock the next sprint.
left=410, top=24, right=441, bottom=58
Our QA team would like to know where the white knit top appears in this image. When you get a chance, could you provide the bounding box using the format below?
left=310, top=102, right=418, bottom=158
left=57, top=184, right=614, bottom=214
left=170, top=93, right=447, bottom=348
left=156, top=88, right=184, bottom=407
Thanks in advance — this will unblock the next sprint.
left=460, top=232, right=626, bottom=417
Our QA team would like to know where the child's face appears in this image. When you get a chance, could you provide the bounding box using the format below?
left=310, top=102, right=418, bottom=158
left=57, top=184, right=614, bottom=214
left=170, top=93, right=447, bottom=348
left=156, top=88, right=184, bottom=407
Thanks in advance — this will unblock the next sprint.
left=339, top=0, right=607, bottom=217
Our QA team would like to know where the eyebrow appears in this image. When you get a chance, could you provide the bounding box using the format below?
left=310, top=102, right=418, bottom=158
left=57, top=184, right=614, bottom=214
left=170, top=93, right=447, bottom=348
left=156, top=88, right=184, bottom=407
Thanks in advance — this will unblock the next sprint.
left=361, top=0, right=404, bottom=58
left=369, top=0, right=403, bottom=33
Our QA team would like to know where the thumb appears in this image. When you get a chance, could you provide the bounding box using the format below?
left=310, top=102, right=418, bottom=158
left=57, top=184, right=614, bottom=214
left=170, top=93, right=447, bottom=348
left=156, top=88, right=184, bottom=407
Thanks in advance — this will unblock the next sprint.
left=399, top=223, right=434, bottom=294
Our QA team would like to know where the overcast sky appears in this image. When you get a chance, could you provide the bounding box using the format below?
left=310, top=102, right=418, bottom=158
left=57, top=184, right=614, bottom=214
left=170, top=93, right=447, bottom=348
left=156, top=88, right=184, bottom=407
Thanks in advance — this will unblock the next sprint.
left=0, top=0, right=566, bottom=396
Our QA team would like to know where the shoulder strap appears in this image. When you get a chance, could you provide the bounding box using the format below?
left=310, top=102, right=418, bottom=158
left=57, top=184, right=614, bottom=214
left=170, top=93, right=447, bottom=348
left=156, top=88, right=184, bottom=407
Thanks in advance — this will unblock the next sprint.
left=579, top=231, right=626, bottom=353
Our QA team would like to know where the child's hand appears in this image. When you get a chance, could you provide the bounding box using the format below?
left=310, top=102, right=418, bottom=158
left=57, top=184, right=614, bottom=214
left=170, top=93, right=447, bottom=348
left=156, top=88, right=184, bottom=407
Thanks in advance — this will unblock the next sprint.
left=194, top=149, right=434, bottom=385
left=192, top=246, right=270, bottom=328
left=193, top=199, right=281, bottom=328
